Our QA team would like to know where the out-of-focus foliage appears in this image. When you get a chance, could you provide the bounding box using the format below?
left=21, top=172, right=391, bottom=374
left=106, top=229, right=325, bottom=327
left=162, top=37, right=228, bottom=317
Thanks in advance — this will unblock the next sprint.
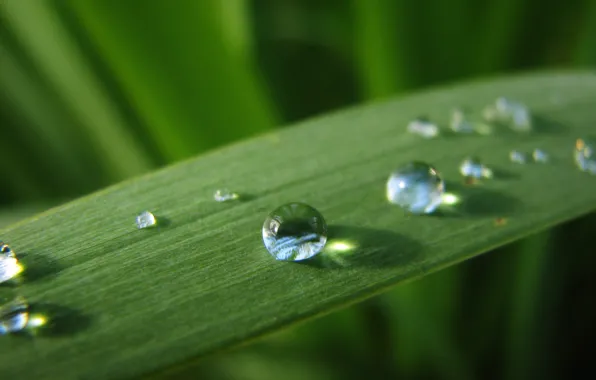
left=1, top=0, right=595, bottom=379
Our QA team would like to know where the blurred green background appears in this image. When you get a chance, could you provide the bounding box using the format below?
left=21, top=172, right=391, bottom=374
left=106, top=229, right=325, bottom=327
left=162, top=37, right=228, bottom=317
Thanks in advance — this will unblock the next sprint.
left=1, top=0, right=595, bottom=379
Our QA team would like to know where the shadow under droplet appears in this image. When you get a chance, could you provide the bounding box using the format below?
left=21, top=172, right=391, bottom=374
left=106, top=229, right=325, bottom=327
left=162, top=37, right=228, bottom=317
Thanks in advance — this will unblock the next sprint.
left=27, top=303, right=93, bottom=337
left=531, top=115, right=565, bottom=135
left=490, top=167, right=521, bottom=181
left=16, top=253, right=63, bottom=283
left=301, top=225, right=423, bottom=269
left=155, top=216, right=172, bottom=229
left=441, top=181, right=523, bottom=217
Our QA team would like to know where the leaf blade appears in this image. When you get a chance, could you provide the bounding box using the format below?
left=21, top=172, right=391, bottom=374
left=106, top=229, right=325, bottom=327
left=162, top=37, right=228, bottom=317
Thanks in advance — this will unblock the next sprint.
left=1, top=71, right=596, bottom=379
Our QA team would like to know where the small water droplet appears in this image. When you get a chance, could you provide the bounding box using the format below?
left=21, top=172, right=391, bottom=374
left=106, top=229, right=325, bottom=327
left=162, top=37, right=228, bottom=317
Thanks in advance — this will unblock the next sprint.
left=0, top=243, right=22, bottom=284
left=0, top=296, right=29, bottom=334
left=262, top=203, right=327, bottom=261
left=213, top=189, right=239, bottom=202
left=136, top=211, right=157, bottom=229
left=407, top=118, right=439, bottom=138
left=386, top=162, right=445, bottom=214
left=575, top=138, right=596, bottom=174
left=484, top=97, right=532, bottom=132
left=460, top=157, right=493, bottom=179
left=450, top=108, right=474, bottom=133
left=509, top=150, right=527, bottom=164
left=532, top=149, right=549, bottom=163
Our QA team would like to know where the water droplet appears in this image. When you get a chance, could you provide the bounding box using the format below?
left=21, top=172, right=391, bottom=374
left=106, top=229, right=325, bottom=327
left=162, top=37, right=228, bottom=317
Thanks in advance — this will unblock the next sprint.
left=460, top=157, right=493, bottom=179
left=136, top=211, right=157, bottom=229
left=532, top=149, right=549, bottom=163
left=386, top=162, right=445, bottom=214
left=509, top=150, right=527, bottom=164
left=262, top=203, right=327, bottom=261
left=450, top=108, right=474, bottom=133
left=213, top=189, right=239, bottom=202
left=575, top=138, right=596, bottom=174
left=485, top=97, right=532, bottom=132
left=0, top=296, right=29, bottom=335
left=407, top=118, right=439, bottom=138
left=0, top=243, right=22, bottom=284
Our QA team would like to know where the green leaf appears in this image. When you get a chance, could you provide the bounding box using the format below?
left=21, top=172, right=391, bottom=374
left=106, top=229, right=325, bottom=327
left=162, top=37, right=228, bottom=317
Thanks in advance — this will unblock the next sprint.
left=1, top=71, right=595, bottom=379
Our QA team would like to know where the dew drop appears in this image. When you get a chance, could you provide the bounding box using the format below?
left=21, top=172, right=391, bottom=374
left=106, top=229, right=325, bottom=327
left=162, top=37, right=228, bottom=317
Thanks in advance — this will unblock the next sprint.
left=262, top=203, right=327, bottom=261
left=532, top=149, right=549, bottom=163
left=460, top=157, right=493, bottom=179
left=485, top=97, right=532, bottom=132
left=0, top=243, right=22, bottom=284
left=407, top=118, right=439, bottom=138
left=214, top=189, right=239, bottom=202
left=450, top=108, right=474, bottom=133
left=386, top=161, right=445, bottom=214
left=509, top=150, right=527, bottom=164
left=136, top=211, right=157, bottom=229
left=575, top=138, right=596, bottom=174
left=0, top=296, right=29, bottom=335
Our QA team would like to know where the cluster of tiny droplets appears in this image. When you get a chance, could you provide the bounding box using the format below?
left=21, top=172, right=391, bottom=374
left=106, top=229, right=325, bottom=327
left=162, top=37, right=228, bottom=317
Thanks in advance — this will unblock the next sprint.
left=392, top=95, right=593, bottom=220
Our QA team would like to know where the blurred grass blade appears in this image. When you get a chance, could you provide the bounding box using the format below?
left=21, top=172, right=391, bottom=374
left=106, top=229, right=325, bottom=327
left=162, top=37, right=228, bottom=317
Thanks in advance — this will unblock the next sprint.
left=574, top=0, right=596, bottom=65
left=351, top=0, right=408, bottom=98
left=505, top=231, right=551, bottom=380
left=1, top=0, right=153, bottom=181
left=64, top=0, right=277, bottom=162
left=1, top=71, right=595, bottom=379
left=475, top=0, right=525, bottom=72
left=0, top=46, right=107, bottom=196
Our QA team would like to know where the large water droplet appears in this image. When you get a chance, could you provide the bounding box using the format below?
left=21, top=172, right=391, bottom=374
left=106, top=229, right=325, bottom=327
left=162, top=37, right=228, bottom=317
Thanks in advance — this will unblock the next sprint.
left=0, top=296, right=29, bottom=335
left=0, top=243, right=22, bottom=284
left=136, top=211, right=157, bottom=229
left=460, top=157, right=493, bottom=179
left=214, top=189, right=239, bottom=202
left=262, top=203, right=327, bottom=261
left=386, top=162, right=445, bottom=214
left=407, top=118, right=439, bottom=138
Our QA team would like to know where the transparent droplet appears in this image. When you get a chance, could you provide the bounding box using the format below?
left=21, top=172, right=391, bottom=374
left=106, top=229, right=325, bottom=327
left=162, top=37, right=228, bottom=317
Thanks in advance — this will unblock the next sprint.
left=509, top=150, right=527, bottom=164
left=407, top=118, right=439, bottom=138
left=460, top=157, right=493, bottom=179
left=262, top=203, right=327, bottom=261
left=0, top=243, right=22, bottom=284
left=214, top=189, right=239, bottom=202
left=136, top=211, right=157, bottom=229
left=485, top=97, right=532, bottom=132
left=532, top=149, right=549, bottom=163
left=450, top=108, right=474, bottom=133
left=575, top=138, right=596, bottom=174
left=511, top=107, right=532, bottom=132
left=0, top=296, right=29, bottom=335
left=386, top=161, right=445, bottom=214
